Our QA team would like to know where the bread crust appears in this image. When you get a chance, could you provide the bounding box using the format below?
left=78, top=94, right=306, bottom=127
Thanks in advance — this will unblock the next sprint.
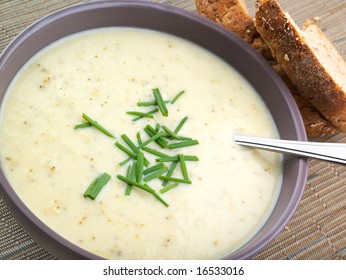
left=195, top=0, right=255, bottom=42
left=273, top=65, right=337, bottom=136
left=255, top=0, right=346, bottom=131
left=195, top=0, right=272, bottom=58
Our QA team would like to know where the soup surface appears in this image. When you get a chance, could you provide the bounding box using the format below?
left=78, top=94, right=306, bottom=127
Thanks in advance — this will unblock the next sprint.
left=0, top=28, right=282, bottom=259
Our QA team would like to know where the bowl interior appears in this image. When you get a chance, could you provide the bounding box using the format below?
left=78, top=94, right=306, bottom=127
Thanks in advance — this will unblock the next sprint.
left=0, top=0, right=308, bottom=259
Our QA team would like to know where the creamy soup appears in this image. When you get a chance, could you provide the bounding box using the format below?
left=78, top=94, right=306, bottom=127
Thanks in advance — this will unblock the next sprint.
left=0, top=28, right=282, bottom=259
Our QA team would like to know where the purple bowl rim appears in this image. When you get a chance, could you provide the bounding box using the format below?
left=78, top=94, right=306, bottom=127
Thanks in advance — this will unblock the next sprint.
left=0, top=0, right=308, bottom=260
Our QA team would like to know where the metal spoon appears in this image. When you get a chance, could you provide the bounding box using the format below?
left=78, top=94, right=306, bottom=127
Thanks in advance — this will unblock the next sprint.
left=234, top=135, right=346, bottom=165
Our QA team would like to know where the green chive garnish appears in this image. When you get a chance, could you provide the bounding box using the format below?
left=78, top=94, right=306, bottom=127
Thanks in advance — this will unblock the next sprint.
left=142, top=147, right=170, bottom=158
left=179, top=154, right=189, bottom=181
left=126, top=111, right=154, bottom=119
left=117, top=175, right=169, bottom=207
left=82, top=113, right=115, bottom=138
left=121, top=134, right=139, bottom=154
left=115, top=142, right=149, bottom=166
left=158, top=175, right=192, bottom=184
left=144, top=125, right=168, bottom=148
left=83, top=178, right=98, bottom=198
left=74, top=122, right=92, bottom=129
left=162, top=125, right=189, bottom=140
left=125, top=163, right=136, bottom=196
left=117, top=175, right=154, bottom=193
left=143, top=167, right=168, bottom=182
left=171, top=90, right=185, bottom=104
left=137, top=130, right=166, bottom=149
left=132, top=108, right=159, bottom=121
left=168, top=139, right=199, bottom=149
left=155, top=123, right=161, bottom=133
left=136, top=132, right=142, bottom=145
left=125, top=164, right=131, bottom=178
left=156, top=155, right=199, bottom=162
left=115, top=142, right=137, bottom=160
left=84, top=173, right=111, bottom=200
left=136, top=151, right=144, bottom=183
left=152, top=191, right=169, bottom=207
left=119, top=157, right=131, bottom=166
left=174, top=116, right=188, bottom=134
left=137, top=100, right=169, bottom=107
left=124, top=164, right=131, bottom=195
left=120, top=134, right=150, bottom=166
left=78, top=86, right=198, bottom=207
left=160, top=183, right=178, bottom=194
left=162, top=161, right=178, bottom=187
left=143, top=163, right=165, bottom=175
left=152, top=88, right=168, bottom=117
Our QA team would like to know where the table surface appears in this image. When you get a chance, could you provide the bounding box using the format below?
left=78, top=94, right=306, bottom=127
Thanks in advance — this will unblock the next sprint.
left=0, top=0, right=345, bottom=260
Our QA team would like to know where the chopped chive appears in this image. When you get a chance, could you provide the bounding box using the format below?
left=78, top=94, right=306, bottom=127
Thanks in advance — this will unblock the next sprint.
left=156, top=155, right=199, bottom=162
left=120, top=134, right=150, bottom=166
left=152, top=88, right=168, bottom=117
left=144, top=125, right=168, bottom=148
left=115, top=142, right=149, bottom=166
left=126, top=111, right=154, bottom=118
left=117, top=175, right=154, bottom=194
left=136, top=132, right=142, bottom=145
left=74, top=122, right=92, bottom=129
left=121, top=134, right=139, bottom=154
left=90, top=174, right=110, bottom=197
left=84, top=173, right=111, bottom=200
left=183, top=155, right=199, bottom=161
left=162, top=161, right=178, bottom=187
left=132, top=108, right=159, bottom=121
left=136, top=151, right=144, bottom=183
left=143, top=167, right=168, bottom=182
left=137, top=131, right=166, bottom=149
left=143, top=125, right=154, bottom=137
left=152, top=191, right=169, bottom=207
left=171, top=90, right=185, bottom=104
left=137, top=100, right=169, bottom=107
left=83, top=177, right=98, bottom=198
left=119, top=157, right=131, bottom=166
left=125, top=164, right=131, bottom=177
left=117, top=175, right=168, bottom=207
left=115, top=142, right=137, bottom=160
left=168, top=139, right=199, bottom=149
left=125, top=163, right=136, bottom=196
left=142, top=147, right=170, bottom=158
left=158, top=175, right=192, bottom=184
left=124, top=164, right=132, bottom=195
left=160, top=183, right=178, bottom=194
left=179, top=154, right=189, bottom=181
left=137, top=101, right=157, bottom=107
left=161, top=125, right=187, bottom=140
left=143, top=163, right=165, bottom=175
left=155, top=123, right=161, bottom=133
left=82, top=113, right=115, bottom=138
left=174, top=116, right=188, bottom=134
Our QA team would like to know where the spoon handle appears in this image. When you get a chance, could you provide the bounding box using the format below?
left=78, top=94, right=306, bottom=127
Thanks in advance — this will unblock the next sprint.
left=234, top=135, right=346, bottom=165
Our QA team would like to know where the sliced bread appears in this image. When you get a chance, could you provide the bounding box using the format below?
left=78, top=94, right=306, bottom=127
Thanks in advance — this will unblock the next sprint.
left=195, top=0, right=337, bottom=136
left=195, top=0, right=272, bottom=58
left=255, top=0, right=346, bottom=132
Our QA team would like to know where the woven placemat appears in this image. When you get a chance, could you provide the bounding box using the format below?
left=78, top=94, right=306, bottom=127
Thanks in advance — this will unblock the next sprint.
left=0, top=0, right=345, bottom=260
